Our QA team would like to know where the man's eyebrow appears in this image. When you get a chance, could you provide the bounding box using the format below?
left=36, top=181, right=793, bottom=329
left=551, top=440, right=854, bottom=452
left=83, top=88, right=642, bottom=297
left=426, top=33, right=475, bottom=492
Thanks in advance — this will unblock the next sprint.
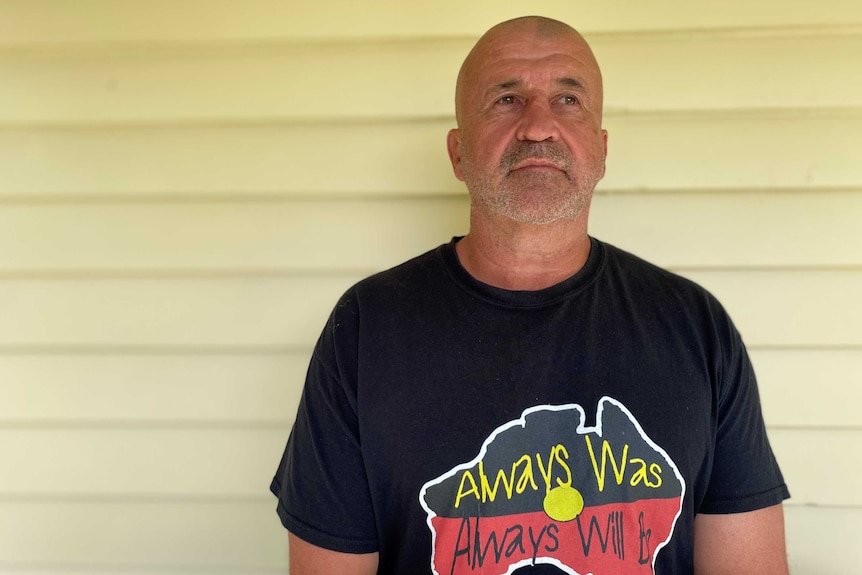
left=488, top=78, right=586, bottom=93
left=556, top=77, right=585, bottom=90
left=494, top=80, right=522, bottom=91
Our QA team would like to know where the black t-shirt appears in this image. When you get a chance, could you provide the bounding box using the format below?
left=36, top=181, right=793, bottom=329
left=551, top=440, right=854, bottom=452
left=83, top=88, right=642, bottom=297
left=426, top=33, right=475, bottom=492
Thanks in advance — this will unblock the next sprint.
left=271, top=237, right=789, bottom=574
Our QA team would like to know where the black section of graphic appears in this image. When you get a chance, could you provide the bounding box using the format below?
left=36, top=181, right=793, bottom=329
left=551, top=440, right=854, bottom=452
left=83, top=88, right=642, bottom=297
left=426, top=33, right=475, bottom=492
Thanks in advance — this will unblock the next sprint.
left=423, top=400, right=683, bottom=519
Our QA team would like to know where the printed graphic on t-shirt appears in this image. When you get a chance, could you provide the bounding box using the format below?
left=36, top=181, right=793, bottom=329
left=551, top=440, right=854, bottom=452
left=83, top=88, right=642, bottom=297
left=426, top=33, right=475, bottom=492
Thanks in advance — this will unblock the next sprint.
left=419, top=397, right=684, bottom=575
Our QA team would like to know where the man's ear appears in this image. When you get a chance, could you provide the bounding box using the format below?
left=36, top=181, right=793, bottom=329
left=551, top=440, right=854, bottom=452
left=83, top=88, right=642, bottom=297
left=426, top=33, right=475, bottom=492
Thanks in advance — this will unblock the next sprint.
left=600, top=128, right=609, bottom=179
left=446, top=128, right=465, bottom=182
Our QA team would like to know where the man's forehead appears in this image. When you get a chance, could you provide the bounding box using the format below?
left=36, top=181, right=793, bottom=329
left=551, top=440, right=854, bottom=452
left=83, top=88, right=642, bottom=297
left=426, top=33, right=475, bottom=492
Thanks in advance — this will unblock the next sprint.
left=479, top=33, right=588, bottom=63
left=481, top=75, right=588, bottom=96
left=493, top=77, right=584, bottom=90
left=468, top=32, right=600, bottom=83
left=474, top=53, right=595, bottom=92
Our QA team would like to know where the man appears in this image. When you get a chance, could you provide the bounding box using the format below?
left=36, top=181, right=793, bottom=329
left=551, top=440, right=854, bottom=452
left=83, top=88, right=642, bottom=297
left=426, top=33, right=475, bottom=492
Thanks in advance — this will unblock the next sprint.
left=271, top=16, right=790, bottom=575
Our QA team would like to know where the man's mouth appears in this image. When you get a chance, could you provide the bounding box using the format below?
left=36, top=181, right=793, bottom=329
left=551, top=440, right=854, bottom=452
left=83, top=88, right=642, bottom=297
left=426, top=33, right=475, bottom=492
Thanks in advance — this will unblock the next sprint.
left=510, top=159, right=565, bottom=173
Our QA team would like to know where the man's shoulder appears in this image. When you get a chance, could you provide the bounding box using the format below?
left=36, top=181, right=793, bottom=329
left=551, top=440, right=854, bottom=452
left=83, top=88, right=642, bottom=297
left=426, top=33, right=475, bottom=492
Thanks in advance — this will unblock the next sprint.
left=354, top=242, right=448, bottom=292
left=595, top=238, right=733, bottom=325
left=599, top=239, right=712, bottom=297
left=594, top=239, right=751, bottom=364
left=331, top=242, right=452, bottom=315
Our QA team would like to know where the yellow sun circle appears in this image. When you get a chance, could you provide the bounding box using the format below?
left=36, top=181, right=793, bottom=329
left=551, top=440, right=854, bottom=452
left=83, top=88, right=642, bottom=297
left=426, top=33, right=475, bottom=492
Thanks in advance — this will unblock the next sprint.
left=542, top=485, right=585, bottom=522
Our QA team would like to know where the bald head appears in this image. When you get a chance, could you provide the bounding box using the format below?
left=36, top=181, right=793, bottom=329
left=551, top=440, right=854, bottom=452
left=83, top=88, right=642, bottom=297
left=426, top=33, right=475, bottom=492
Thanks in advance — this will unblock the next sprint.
left=455, top=16, right=603, bottom=126
left=445, top=15, right=608, bottom=227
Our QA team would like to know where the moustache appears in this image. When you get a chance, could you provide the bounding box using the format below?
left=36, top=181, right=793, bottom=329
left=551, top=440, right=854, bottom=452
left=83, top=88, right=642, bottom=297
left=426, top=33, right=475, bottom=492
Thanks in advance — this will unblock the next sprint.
left=500, top=142, right=572, bottom=173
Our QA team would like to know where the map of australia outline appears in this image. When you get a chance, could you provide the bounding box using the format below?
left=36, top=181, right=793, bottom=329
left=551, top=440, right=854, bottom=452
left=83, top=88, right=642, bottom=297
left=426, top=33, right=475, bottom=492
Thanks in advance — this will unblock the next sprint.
left=419, top=397, right=685, bottom=575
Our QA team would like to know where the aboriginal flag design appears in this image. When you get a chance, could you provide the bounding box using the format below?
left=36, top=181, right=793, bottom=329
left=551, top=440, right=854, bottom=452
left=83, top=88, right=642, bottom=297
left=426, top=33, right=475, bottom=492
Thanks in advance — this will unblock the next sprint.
left=419, top=398, right=685, bottom=575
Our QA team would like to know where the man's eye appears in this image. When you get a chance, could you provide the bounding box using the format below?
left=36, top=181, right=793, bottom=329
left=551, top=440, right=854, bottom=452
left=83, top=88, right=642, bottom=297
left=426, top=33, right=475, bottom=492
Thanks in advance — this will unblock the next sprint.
left=559, top=95, right=579, bottom=105
left=496, top=95, right=516, bottom=105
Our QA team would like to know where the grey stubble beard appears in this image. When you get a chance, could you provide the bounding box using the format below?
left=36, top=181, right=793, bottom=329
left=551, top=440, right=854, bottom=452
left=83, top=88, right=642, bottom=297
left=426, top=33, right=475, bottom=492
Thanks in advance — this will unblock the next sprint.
left=462, top=141, right=602, bottom=225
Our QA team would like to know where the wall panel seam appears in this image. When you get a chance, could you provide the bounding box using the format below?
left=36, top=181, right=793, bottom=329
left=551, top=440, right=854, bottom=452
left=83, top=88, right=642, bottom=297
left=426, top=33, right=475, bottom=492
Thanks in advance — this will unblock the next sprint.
left=2, top=106, right=862, bottom=131
left=1, top=186, right=861, bottom=206
left=2, top=23, right=862, bottom=56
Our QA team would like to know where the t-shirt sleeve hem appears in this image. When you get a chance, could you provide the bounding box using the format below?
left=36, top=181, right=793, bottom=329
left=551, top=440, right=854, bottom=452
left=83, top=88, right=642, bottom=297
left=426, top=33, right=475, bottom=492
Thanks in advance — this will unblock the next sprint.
left=699, top=484, right=790, bottom=515
left=273, top=496, right=379, bottom=555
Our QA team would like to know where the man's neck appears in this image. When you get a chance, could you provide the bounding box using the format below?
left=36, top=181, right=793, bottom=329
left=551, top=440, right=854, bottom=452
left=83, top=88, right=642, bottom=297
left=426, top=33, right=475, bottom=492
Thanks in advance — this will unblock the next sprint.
left=455, top=212, right=592, bottom=291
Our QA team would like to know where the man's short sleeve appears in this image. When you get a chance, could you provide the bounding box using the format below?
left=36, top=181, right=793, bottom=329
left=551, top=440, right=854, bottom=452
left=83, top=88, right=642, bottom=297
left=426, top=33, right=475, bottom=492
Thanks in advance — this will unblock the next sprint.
left=270, top=303, right=379, bottom=553
left=699, top=306, right=790, bottom=514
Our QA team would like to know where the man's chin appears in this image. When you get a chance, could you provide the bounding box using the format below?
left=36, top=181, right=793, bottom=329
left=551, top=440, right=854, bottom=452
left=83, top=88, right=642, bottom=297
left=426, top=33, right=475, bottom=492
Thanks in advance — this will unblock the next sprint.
left=497, top=191, right=591, bottom=225
left=504, top=212, right=576, bottom=226
left=496, top=202, right=589, bottom=226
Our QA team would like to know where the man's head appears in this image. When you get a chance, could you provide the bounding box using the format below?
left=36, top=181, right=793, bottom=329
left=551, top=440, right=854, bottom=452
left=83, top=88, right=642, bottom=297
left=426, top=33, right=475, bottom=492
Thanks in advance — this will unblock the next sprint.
left=447, top=16, right=608, bottom=226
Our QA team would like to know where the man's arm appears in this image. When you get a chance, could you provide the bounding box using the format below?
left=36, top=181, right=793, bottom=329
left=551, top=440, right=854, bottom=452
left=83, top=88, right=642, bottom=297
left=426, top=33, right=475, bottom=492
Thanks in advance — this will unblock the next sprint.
left=288, top=533, right=379, bottom=575
left=693, top=503, right=789, bottom=574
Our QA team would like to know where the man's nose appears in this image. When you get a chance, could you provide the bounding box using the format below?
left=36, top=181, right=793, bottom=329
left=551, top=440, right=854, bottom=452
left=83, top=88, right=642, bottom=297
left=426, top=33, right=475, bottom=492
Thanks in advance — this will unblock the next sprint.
left=515, top=99, right=560, bottom=142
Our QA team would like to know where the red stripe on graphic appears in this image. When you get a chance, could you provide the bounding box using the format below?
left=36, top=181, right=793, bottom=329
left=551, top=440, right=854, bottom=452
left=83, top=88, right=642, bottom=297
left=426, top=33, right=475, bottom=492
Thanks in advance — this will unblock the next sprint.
left=431, top=498, right=681, bottom=575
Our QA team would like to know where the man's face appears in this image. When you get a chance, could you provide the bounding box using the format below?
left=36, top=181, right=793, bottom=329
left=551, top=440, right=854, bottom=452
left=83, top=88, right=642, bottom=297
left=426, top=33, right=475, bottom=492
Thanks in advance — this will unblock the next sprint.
left=448, top=25, right=608, bottom=225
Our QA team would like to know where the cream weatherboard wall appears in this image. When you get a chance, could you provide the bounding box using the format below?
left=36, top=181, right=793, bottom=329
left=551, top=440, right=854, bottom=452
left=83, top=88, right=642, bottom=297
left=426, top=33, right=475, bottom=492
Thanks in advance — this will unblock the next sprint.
left=0, top=1, right=860, bottom=573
